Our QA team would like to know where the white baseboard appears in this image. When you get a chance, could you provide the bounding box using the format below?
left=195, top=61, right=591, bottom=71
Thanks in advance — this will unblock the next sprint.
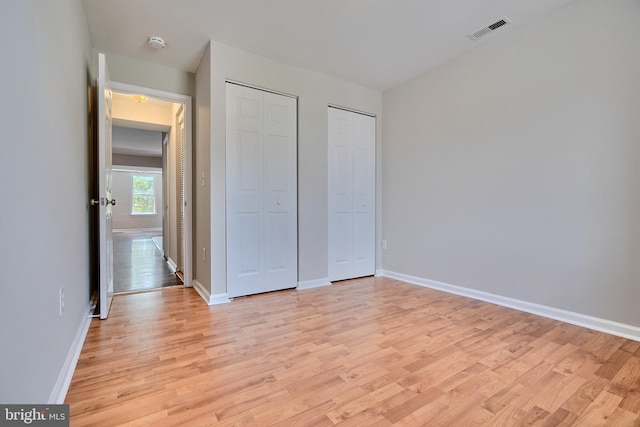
left=297, top=278, right=331, bottom=290
left=192, top=280, right=230, bottom=305
left=375, top=269, right=385, bottom=277
left=112, top=228, right=162, bottom=233
left=166, top=257, right=177, bottom=273
left=381, top=270, right=640, bottom=342
left=209, top=293, right=231, bottom=305
left=49, top=303, right=93, bottom=404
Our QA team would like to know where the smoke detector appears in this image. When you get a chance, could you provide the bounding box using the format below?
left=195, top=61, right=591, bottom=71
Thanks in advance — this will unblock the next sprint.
left=147, top=36, right=166, bottom=49
left=468, top=17, right=512, bottom=41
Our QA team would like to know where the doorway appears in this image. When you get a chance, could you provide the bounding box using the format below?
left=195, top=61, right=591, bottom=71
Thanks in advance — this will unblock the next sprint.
left=109, top=83, right=193, bottom=292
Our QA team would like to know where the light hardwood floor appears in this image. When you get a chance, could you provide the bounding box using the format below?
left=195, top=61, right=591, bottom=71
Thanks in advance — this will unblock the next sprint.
left=66, top=277, right=640, bottom=426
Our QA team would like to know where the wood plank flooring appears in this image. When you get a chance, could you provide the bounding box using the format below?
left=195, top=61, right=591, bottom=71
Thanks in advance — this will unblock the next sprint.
left=113, top=231, right=182, bottom=293
left=66, top=277, right=640, bottom=426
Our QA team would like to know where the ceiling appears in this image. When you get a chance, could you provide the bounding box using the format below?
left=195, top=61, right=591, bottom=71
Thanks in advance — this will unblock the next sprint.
left=82, top=0, right=577, bottom=91
left=111, top=91, right=176, bottom=132
left=111, top=92, right=175, bottom=155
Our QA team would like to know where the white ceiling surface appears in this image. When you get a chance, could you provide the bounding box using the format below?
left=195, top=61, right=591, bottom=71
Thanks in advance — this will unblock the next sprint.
left=82, top=0, right=577, bottom=91
left=112, top=90, right=176, bottom=131
left=112, top=126, right=163, bottom=157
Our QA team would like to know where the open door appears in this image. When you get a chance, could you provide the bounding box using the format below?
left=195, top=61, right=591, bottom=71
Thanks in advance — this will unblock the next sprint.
left=95, top=53, right=114, bottom=319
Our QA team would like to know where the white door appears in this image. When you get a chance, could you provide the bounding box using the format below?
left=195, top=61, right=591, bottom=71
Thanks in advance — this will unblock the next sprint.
left=96, top=53, right=114, bottom=319
left=226, top=83, right=297, bottom=298
left=328, top=107, right=376, bottom=282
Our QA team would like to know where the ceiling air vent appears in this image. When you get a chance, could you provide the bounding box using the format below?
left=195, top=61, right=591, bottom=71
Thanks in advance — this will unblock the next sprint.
left=468, top=16, right=512, bottom=41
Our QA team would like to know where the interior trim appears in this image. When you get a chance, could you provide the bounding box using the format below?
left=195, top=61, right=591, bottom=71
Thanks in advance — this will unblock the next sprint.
left=193, top=279, right=230, bottom=305
left=49, top=303, right=93, bottom=403
left=381, top=270, right=640, bottom=342
left=297, top=278, right=331, bottom=290
left=328, top=104, right=376, bottom=118
left=225, top=80, right=298, bottom=99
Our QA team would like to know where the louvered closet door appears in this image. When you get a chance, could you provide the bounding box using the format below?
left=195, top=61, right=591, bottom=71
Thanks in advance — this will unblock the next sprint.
left=226, top=83, right=297, bottom=298
left=328, top=107, right=376, bottom=282
left=176, top=106, right=185, bottom=274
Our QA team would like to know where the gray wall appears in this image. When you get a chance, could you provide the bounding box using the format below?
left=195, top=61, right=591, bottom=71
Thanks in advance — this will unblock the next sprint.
left=112, top=169, right=163, bottom=230
left=382, top=0, right=640, bottom=326
left=113, top=154, right=162, bottom=169
left=112, top=127, right=164, bottom=230
left=195, top=41, right=382, bottom=297
left=103, top=52, right=195, bottom=97
left=0, top=0, right=93, bottom=402
left=194, top=45, right=212, bottom=290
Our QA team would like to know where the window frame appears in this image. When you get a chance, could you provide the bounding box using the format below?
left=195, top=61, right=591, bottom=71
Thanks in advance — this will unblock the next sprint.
left=131, top=175, right=157, bottom=216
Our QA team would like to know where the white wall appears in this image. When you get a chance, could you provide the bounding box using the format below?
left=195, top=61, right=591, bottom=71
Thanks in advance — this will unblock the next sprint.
left=104, top=52, right=194, bottom=97
left=111, top=169, right=163, bottom=230
left=0, top=0, right=93, bottom=402
left=195, top=41, right=382, bottom=297
left=382, top=0, right=640, bottom=327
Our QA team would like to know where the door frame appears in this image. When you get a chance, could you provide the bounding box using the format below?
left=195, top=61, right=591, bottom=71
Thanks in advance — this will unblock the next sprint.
left=110, top=81, right=194, bottom=288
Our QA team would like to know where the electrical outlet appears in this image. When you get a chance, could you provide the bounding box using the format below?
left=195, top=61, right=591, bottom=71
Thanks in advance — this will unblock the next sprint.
left=202, top=247, right=206, bottom=261
left=381, top=240, right=388, bottom=250
left=59, top=287, right=65, bottom=316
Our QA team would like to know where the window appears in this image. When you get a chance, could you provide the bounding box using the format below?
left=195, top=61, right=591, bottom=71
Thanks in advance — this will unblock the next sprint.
left=131, top=175, right=156, bottom=215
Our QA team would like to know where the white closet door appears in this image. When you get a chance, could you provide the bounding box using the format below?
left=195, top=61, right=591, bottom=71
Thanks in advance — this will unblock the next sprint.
left=328, top=107, right=376, bottom=282
left=226, top=83, right=297, bottom=298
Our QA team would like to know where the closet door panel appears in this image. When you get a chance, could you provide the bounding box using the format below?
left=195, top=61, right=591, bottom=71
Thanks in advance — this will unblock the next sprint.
left=227, top=84, right=297, bottom=297
left=328, top=107, right=376, bottom=282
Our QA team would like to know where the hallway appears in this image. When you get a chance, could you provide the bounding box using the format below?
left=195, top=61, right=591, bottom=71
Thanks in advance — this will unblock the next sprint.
left=113, top=231, right=182, bottom=293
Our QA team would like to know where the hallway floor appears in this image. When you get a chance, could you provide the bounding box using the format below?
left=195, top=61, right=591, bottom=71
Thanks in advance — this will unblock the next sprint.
left=112, top=230, right=182, bottom=293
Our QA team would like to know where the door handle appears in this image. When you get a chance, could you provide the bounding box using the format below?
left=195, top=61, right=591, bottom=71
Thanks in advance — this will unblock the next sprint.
left=90, top=198, right=116, bottom=206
